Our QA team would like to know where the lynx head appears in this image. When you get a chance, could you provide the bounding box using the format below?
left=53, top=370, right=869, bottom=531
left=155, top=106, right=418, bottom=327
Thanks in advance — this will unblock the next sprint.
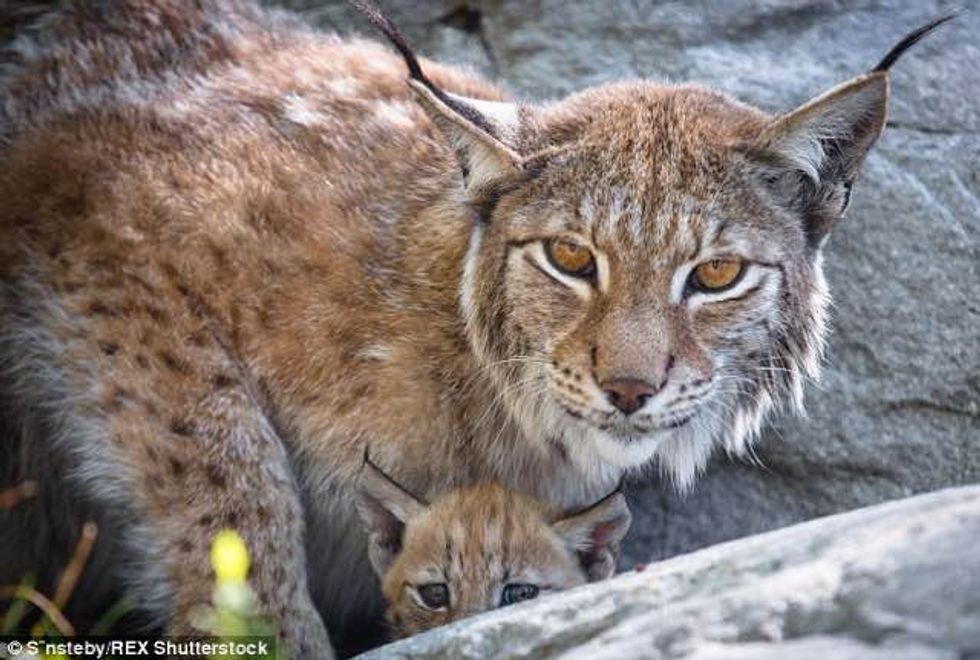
left=354, top=456, right=631, bottom=637
left=355, top=3, right=951, bottom=488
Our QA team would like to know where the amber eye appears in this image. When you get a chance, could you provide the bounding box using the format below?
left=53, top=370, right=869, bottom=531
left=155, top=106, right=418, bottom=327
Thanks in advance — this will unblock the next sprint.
left=691, top=258, right=745, bottom=292
left=416, top=583, right=450, bottom=610
left=545, top=239, right=596, bottom=279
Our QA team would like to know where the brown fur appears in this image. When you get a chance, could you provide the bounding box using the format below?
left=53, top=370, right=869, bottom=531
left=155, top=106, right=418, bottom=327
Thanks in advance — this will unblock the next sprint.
left=0, top=0, right=941, bottom=655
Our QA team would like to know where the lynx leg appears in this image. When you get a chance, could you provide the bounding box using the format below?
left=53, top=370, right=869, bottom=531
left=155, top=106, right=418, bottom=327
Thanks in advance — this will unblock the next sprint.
left=137, top=386, right=333, bottom=659
left=1, top=308, right=331, bottom=655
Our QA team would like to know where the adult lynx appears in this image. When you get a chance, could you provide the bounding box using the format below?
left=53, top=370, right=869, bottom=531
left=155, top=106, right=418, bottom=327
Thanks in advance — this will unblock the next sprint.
left=0, top=0, right=947, bottom=655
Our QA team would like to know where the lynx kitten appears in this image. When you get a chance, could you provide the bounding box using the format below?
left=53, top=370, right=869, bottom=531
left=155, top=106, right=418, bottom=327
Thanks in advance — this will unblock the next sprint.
left=355, top=457, right=631, bottom=637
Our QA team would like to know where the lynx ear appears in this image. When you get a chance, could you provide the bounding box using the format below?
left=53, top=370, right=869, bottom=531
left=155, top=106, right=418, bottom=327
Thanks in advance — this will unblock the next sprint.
left=407, top=80, right=523, bottom=191
left=752, top=15, right=952, bottom=248
left=754, top=72, right=888, bottom=248
left=354, top=453, right=426, bottom=577
left=761, top=73, right=888, bottom=185
left=349, top=0, right=523, bottom=193
left=553, top=491, right=632, bottom=582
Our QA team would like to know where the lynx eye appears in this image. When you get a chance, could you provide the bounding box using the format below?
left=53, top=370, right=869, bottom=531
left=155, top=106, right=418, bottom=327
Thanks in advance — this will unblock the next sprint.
left=416, top=583, right=450, bottom=610
left=500, top=583, right=539, bottom=606
left=691, top=258, right=745, bottom=292
left=545, top=239, right=596, bottom=279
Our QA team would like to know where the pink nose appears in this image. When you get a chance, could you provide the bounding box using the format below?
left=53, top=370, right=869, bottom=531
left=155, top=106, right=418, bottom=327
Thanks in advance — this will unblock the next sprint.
left=601, top=378, right=656, bottom=415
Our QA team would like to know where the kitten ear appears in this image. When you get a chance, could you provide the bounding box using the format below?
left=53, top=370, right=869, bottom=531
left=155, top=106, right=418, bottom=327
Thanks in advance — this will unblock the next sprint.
left=354, top=453, right=426, bottom=578
left=349, top=0, right=523, bottom=194
left=750, top=16, right=952, bottom=248
left=553, top=491, right=632, bottom=582
left=753, top=72, right=888, bottom=248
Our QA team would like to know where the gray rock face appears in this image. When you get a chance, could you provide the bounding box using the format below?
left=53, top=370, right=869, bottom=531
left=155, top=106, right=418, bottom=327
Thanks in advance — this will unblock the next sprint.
left=359, top=486, right=980, bottom=659
left=276, top=0, right=980, bottom=565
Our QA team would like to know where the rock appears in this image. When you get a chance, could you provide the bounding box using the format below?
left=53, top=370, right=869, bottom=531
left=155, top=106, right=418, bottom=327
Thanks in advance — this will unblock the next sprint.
left=279, top=0, right=980, bottom=566
left=358, top=486, right=980, bottom=659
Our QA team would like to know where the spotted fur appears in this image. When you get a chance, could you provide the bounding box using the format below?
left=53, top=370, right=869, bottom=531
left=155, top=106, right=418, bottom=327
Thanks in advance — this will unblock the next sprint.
left=0, top=0, right=945, bottom=654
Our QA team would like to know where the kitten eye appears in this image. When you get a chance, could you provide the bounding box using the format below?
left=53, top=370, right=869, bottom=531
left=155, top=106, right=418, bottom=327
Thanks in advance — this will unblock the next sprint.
left=690, top=258, right=745, bottom=292
left=545, top=239, right=596, bottom=279
left=415, top=582, right=450, bottom=610
left=500, top=583, right=539, bottom=606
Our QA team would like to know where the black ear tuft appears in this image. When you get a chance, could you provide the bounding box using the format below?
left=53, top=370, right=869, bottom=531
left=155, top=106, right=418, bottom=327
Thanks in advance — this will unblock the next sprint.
left=346, top=0, right=496, bottom=135
left=873, top=14, right=955, bottom=72
left=362, top=448, right=429, bottom=507
left=354, top=451, right=427, bottom=577
left=346, top=0, right=425, bottom=82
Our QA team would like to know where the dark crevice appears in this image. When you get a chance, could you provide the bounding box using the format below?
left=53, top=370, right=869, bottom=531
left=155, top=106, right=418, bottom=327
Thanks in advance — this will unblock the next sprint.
left=438, top=4, right=499, bottom=75
left=880, top=398, right=980, bottom=420
left=885, top=120, right=975, bottom=136
left=439, top=4, right=481, bottom=34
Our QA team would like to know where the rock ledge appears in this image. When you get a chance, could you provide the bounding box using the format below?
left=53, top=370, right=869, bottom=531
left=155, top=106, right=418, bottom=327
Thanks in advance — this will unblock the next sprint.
left=361, top=487, right=980, bottom=659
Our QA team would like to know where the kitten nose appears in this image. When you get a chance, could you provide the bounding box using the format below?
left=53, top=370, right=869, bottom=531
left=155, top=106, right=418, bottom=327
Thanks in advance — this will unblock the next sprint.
left=601, top=378, right=656, bottom=415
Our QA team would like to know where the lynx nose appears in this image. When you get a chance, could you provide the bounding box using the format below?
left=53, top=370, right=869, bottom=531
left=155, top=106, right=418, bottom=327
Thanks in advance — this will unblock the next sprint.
left=601, top=378, right=656, bottom=415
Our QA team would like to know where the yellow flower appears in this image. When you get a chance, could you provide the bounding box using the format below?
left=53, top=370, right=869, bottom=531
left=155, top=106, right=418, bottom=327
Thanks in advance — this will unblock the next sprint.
left=211, top=530, right=250, bottom=584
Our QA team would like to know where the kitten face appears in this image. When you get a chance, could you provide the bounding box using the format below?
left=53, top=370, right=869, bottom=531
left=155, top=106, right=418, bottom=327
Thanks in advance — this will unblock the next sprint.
left=462, top=83, right=829, bottom=486
left=381, top=487, right=584, bottom=637
left=354, top=462, right=631, bottom=638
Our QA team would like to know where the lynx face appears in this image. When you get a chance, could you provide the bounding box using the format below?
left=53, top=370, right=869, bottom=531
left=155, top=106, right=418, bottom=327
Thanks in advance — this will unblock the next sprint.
left=383, top=60, right=920, bottom=489
left=344, top=2, right=948, bottom=489
left=354, top=458, right=631, bottom=638
left=461, top=86, right=831, bottom=487
left=338, top=5, right=950, bottom=488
